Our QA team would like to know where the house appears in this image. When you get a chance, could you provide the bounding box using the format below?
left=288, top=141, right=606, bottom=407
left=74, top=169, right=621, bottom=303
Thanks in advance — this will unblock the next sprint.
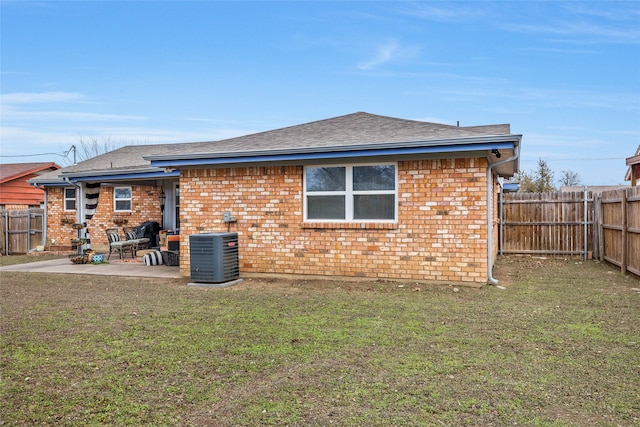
left=30, top=112, right=522, bottom=285
left=0, top=162, right=60, bottom=210
left=625, top=145, right=640, bottom=186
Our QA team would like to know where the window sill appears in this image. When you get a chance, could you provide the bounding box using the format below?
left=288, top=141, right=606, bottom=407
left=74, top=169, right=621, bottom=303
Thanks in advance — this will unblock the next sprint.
left=302, top=222, right=398, bottom=230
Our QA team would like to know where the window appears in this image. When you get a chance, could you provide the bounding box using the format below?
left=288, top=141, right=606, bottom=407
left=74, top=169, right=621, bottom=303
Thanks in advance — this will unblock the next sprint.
left=304, top=164, right=396, bottom=221
left=114, top=187, right=132, bottom=211
left=64, top=187, right=76, bottom=211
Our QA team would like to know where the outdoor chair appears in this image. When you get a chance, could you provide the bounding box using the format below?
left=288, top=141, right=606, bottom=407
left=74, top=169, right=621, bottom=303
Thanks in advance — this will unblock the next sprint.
left=123, top=226, right=151, bottom=254
left=105, top=228, right=135, bottom=260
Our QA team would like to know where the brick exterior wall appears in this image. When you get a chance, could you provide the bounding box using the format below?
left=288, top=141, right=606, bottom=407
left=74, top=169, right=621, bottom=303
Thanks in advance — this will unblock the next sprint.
left=46, top=185, right=162, bottom=247
left=179, top=158, right=491, bottom=284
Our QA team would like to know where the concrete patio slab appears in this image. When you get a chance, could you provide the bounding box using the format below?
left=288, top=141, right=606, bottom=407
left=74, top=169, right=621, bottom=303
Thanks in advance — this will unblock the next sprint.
left=0, top=257, right=181, bottom=279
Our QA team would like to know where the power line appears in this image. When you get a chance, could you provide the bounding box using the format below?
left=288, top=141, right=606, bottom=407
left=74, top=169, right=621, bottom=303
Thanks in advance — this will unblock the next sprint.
left=540, top=157, right=626, bottom=162
left=0, top=145, right=76, bottom=163
left=1, top=152, right=66, bottom=158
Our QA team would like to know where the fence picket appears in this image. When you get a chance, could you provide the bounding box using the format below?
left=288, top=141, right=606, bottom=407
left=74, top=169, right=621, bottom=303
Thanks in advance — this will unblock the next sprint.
left=0, top=208, right=44, bottom=255
left=501, top=191, right=592, bottom=256
left=501, top=187, right=639, bottom=278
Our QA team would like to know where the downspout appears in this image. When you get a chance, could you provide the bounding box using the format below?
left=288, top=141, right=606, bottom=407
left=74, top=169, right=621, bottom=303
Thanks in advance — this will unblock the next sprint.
left=499, top=179, right=504, bottom=256
left=42, top=189, right=47, bottom=247
left=583, top=186, right=588, bottom=260
left=487, top=144, right=519, bottom=285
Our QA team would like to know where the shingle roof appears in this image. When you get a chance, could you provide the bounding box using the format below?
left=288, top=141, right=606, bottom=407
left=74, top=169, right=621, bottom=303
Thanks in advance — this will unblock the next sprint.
left=31, top=112, right=517, bottom=183
left=154, top=112, right=511, bottom=157
left=0, top=162, right=60, bottom=183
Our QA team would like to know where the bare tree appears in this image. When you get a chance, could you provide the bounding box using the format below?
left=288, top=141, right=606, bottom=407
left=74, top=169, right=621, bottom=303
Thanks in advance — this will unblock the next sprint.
left=558, top=170, right=581, bottom=187
left=76, top=136, right=124, bottom=162
left=57, top=136, right=133, bottom=166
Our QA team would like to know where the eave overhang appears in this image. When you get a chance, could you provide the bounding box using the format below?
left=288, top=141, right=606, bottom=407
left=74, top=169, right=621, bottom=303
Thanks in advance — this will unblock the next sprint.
left=626, top=154, right=640, bottom=167
left=61, top=167, right=180, bottom=182
left=145, top=135, right=522, bottom=169
left=29, top=168, right=180, bottom=187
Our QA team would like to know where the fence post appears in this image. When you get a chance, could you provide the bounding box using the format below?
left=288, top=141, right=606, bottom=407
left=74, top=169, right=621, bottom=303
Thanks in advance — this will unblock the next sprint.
left=594, top=195, right=603, bottom=261
left=27, top=208, right=31, bottom=253
left=3, top=210, right=8, bottom=256
left=621, top=189, right=627, bottom=275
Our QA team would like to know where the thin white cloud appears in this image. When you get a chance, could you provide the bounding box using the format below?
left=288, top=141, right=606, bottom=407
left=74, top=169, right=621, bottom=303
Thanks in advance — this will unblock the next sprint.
left=357, top=41, right=400, bottom=70
left=504, top=21, right=640, bottom=44
left=1, top=91, right=85, bottom=104
left=561, top=2, right=640, bottom=23
left=3, top=109, right=146, bottom=122
left=357, top=40, right=421, bottom=71
left=1, top=91, right=146, bottom=123
left=400, top=3, right=487, bottom=22
left=439, top=86, right=640, bottom=113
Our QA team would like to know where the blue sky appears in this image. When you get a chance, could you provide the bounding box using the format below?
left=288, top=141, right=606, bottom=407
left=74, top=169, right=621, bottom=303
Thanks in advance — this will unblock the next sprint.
left=1, top=1, right=638, bottom=185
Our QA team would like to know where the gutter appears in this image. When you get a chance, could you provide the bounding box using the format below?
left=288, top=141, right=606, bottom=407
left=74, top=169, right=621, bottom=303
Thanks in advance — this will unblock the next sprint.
left=145, top=134, right=521, bottom=163
left=487, top=144, right=520, bottom=285
left=147, top=139, right=519, bottom=169
left=60, top=169, right=180, bottom=182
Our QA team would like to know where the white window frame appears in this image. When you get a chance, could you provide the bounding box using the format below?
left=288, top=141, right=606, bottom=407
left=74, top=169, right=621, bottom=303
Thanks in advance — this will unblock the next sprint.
left=62, top=187, right=78, bottom=212
left=113, top=186, right=132, bottom=212
left=63, top=187, right=76, bottom=211
left=303, top=163, right=398, bottom=223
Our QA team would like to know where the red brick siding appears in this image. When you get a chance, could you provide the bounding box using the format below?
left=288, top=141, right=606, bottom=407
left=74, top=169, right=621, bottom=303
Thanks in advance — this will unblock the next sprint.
left=46, top=185, right=162, bottom=246
left=179, top=158, right=489, bottom=284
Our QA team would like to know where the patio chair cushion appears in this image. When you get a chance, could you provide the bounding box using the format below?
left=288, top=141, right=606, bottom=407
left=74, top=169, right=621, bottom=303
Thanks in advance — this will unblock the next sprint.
left=107, top=232, right=121, bottom=243
left=143, top=250, right=164, bottom=266
left=123, top=229, right=150, bottom=248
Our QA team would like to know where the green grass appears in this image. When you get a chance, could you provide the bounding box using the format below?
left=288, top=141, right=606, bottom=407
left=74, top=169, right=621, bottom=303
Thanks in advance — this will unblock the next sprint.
left=1, top=256, right=638, bottom=426
left=0, top=254, right=65, bottom=266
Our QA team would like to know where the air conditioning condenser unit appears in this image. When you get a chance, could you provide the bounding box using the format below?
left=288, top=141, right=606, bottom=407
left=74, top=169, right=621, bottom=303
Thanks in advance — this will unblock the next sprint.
left=189, top=232, right=239, bottom=283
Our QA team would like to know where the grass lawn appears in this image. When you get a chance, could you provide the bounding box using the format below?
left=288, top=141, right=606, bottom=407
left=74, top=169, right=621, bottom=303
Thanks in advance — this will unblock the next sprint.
left=0, top=254, right=66, bottom=267
left=1, top=256, right=638, bottom=426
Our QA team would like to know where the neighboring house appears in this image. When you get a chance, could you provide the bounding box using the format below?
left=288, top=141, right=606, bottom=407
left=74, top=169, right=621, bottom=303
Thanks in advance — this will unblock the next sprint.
left=30, top=112, right=522, bottom=285
left=0, top=162, right=60, bottom=210
left=625, top=145, right=640, bottom=186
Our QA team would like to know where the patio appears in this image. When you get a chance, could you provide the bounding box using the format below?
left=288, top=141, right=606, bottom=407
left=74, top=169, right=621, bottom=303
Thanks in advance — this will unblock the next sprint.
left=0, top=256, right=181, bottom=279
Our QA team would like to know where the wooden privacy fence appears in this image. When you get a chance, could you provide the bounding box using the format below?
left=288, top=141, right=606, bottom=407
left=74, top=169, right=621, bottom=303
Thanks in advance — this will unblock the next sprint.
left=597, top=186, right=640, bottom=277
left=500, top=187, right=640, bottom=277
left=500, top=191, right=593, bottom=256
left=0, top=209, right=44, bottom=255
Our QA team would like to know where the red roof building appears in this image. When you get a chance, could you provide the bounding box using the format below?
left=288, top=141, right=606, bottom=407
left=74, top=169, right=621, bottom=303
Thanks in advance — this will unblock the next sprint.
left=625, top=146, right=640, bottom=187
left=0, top=162, right=60, bottom=209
